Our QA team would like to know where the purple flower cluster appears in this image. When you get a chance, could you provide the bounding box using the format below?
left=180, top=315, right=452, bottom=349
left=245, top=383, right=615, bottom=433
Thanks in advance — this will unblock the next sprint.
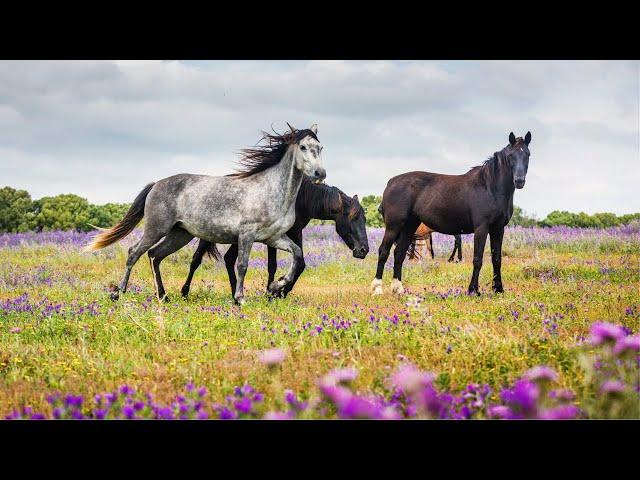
left=1, top=293, right=100, bottom=320
left=583, top=322, right=639, bottom=417
left=213, top=384, right=264, bottom=419
left=488, top=366, right=580, bottom=420
left=4, top=322, right=638, bottom=420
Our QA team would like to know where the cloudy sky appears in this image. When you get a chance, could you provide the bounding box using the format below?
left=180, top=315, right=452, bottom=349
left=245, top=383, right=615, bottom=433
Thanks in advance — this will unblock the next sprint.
left=0, top=60, right=638, bottom=218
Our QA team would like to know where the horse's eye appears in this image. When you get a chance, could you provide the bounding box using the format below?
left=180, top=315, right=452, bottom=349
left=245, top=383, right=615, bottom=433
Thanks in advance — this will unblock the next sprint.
left=300, top=146, right=307, bottom=151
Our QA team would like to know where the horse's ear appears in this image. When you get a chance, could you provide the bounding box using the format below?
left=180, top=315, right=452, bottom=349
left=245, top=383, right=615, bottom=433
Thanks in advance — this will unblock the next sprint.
left=352, top=194, right=359, bottom=203
left=310, top=123, right=318, bottom=135
left=524, top=131, right=532, bottom=146
left=286, top=122, right=297, bottom=133
left=509, top=132, right=516, bottom=145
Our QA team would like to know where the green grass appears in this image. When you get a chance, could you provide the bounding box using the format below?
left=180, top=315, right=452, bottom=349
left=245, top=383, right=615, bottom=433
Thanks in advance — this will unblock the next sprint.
left=0, top=238, right=638, bottom=417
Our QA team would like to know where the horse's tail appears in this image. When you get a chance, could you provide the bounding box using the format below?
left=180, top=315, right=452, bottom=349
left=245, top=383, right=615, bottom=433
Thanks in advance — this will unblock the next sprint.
left=205, top=242, right=222, bottom=262
left=84, top=182, right=155, bottom=252
left=407, top=234, right=421, bottom=260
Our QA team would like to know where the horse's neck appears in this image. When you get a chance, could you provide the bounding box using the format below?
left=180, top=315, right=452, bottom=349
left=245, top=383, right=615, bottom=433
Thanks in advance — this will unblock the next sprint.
left=266, top=149, right=304, bottom=212
left=490, top=154, right=515, bottom=205
left=299, top=182, right=341, bottom=221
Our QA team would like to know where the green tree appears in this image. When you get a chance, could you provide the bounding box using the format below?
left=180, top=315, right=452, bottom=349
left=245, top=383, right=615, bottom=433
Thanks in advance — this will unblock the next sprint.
left=88, top=202, right=131, bottom=228
left=0, top=186, right=34, bottom=232
left=28, top=194, right=94, bottom=231
left=361, top=195, right=384, bottom=227
left=508, top=206, right=539, bottom=227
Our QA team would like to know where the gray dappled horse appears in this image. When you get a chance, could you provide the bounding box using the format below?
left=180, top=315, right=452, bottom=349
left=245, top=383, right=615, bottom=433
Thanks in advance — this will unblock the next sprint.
left=86, top=124, right=326, bottom=305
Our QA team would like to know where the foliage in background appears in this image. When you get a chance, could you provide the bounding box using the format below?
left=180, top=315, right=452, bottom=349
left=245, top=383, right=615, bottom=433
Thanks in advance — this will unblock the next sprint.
left=0, top=187, right=129, bottom=233
left=361, top=195, right=384, bottom=228
left=1, top=186, right=639, bottom=231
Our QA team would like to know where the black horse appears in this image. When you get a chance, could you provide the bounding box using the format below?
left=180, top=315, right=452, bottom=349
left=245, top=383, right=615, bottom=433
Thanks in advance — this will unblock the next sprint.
left=371, top=131, right=531, bottom=296
left=181, top=176, right=370, bottom=298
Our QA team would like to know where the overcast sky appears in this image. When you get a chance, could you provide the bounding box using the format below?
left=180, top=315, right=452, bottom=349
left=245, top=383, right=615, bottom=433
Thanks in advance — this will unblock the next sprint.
left=0, top=60, right=638, bottom=218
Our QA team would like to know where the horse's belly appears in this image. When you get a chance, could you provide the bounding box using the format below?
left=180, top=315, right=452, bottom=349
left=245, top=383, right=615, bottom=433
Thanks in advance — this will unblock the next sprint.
left=254, top=213, right=295, bottom=242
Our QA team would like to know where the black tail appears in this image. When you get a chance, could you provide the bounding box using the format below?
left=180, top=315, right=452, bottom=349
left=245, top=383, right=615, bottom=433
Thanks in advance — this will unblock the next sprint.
left=85, top=183, right=155, bottom=251
left=205, top=242, right=222, bottom=262
left=406, top=232, right=422, bottom=260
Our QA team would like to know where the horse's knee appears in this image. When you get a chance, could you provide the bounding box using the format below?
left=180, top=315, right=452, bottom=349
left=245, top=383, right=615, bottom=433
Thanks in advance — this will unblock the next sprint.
left=237, top=263, right=247, bottom=277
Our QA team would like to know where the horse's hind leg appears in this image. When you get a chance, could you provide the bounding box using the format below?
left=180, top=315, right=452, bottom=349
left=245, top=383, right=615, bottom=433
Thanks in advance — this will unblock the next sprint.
left=391, top=219, right=420, bottom=295
left=371, top=227, right=401, bottom=295
left=112, top=229, right=168, bottom=301
left=148, top=228, right=194, bottom=302
left=181, top=239, right=210, bottom=298
left=448, top=235, right=462, bottom=262
left=224, top=244, right=239, bottom=297
left=428, top=232, right=435, bottom=260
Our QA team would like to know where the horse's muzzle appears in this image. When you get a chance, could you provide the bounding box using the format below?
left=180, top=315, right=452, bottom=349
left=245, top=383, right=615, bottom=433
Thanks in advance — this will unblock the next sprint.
left=312, top=167, right=326, bottom=183
left=353, top=246, right=369, bottom=259
left=514, top=178, right=526, bottom=189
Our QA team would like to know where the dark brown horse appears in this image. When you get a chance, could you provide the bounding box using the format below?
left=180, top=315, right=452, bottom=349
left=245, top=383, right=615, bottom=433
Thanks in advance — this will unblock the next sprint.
left=181, top=176, right=369, bottom=299
left=371, top=131, right=531, bottom=296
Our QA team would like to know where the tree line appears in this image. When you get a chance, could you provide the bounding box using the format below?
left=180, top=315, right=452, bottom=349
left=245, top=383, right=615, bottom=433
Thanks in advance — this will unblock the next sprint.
left=1, top=186, right=638, bottom=233
left=0, top=187, right=129, bottom=233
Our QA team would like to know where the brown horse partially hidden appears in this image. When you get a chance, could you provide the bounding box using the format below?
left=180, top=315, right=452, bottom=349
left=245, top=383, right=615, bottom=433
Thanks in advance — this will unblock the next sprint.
left=407, top=223, right=462, bottom=262
left=372, top=131, right=531, bottom=296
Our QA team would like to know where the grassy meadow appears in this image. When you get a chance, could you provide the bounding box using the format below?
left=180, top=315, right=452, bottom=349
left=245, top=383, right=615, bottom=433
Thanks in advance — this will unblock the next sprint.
left=0, top=225, right=638, bottom=419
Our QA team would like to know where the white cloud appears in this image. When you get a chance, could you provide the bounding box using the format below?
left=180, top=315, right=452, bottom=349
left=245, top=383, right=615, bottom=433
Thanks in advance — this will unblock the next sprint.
left=0, top=60, right=637, bottom=216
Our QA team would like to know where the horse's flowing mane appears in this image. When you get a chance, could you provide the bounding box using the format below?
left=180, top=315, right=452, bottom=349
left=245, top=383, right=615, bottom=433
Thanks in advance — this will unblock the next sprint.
left=228, top=127, right=319, bottom=179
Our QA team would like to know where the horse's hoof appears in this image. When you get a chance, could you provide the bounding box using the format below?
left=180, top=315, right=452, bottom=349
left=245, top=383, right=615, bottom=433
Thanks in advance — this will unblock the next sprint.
left=234, top=296, right=246, bottom=306
left=268, top=279, right=287, bottom=296
left=109, top=291, right=120, bottom=301
left=180, top=286, right=190, bottom=298
left=159, top=294, right=170, bottom=303
left=267, top=289, right=284, bottom=299
left=467, top=287, right=480, bottom=296
left=390, top=279, right=405, bottom=295
left=493, top=285, right=504, bottom=293
left=370, top=278, right=383, bottom=295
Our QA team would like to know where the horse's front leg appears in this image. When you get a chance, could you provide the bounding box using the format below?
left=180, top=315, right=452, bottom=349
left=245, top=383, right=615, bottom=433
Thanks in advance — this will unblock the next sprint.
left=265, top=235, right=303, bottom=297
left=489, top=226, right=505, bottom=293
left=234, top=233, right=255, bottom=306
left=266, top=245, right=278, bottom=296
left=281, top=232, right=304, bottom=297
left=468, top=226, right=488, bottom=295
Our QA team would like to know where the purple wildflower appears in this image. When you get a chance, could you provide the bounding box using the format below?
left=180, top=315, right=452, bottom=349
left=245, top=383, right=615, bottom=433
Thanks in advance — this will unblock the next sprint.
left=258, top=348, right=286, bottom=367
left=613, top=335, right=640, bottom=356
left=600, top=380, right=626, bottom=395
left=523, top=366, right=559, bottom=383
left=590, top=322, right=626, bottom=346
left=538, top=405, right=581, bottom=420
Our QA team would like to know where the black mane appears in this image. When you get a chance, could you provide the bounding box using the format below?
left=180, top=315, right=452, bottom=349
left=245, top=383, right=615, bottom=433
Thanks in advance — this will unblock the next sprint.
left=228, top=128, right=319, bottom=179
left=468, top=137, right=525, bottom=186
left=298, top=177, right=344, bottom=216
